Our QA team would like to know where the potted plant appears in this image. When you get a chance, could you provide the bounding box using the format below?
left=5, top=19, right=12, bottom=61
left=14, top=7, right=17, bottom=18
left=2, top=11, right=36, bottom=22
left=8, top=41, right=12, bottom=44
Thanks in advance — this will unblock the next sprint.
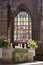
left=27, top=39, right=38, bottom=61
left=0, top=36, right=14, bottom=63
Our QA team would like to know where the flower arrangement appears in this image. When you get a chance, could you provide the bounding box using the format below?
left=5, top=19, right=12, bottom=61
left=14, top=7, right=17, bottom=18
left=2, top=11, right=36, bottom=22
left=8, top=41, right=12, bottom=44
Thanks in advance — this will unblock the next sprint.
left=0, top=36, right=12, bottom=48
left=27, top=39, right=38, bottom=49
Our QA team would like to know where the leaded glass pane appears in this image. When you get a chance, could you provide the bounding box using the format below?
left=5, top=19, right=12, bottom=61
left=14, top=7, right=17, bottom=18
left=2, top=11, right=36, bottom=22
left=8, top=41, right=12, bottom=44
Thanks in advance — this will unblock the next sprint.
left=24, top=17, right=26, bottom=21
left=14, top=12, right=32, bottom=41
left=18, top=18, right=20, bottom=22
left=26, top=18, right=28, bottom=22
left=18, top=21, right=20, bottom=25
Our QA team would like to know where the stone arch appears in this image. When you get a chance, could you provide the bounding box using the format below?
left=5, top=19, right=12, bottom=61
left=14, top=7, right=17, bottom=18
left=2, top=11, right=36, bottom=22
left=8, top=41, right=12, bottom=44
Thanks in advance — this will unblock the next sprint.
left=11, top=3, right=33, bottom=46
left=14, top=3, right=32, bottom=18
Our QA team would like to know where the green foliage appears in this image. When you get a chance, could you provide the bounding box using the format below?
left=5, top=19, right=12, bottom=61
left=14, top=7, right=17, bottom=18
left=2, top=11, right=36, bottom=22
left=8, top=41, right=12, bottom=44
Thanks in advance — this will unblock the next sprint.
left=0, top=37, right=12, bottom=48
left=27, top=39, right=38, bottom=49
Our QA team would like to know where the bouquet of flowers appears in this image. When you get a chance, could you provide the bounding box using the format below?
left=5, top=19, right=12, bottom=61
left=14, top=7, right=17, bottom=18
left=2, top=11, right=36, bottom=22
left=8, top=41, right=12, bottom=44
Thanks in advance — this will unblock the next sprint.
left=0, top=36, right=12, bottom=48
left=27, top=39, right=38, bottom=49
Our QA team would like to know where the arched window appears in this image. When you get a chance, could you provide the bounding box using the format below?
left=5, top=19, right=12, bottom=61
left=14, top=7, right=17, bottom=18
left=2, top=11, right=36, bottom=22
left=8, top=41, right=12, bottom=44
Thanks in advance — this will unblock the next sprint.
left=14, top=11, right=32, bottom=42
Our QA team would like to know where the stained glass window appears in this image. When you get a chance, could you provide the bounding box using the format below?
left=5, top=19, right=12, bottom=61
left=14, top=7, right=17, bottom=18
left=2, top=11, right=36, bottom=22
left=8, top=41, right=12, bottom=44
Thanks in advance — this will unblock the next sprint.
left=14, top=12, right=32, bottom=42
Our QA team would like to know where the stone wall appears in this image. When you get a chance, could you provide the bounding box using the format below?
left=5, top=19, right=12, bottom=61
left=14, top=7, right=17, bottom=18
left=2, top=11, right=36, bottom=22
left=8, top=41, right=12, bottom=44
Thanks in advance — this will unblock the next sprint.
left=0, top=3, right=7, bottom=37
left=0, top=0, right=42, bottom=41
left=10, top=0, right=42, bottom=41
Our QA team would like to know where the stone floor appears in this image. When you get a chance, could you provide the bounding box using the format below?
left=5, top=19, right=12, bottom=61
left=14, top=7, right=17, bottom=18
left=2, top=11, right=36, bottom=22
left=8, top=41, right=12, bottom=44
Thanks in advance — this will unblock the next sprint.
left=0, top=61, right=43, bottom=65
left=15, top=61, right=43, bottom=65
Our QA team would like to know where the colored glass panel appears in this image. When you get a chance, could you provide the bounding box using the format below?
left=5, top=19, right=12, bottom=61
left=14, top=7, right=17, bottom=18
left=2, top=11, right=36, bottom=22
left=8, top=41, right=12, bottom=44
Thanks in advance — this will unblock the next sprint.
left=14, top=12, right=32, bottom=41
